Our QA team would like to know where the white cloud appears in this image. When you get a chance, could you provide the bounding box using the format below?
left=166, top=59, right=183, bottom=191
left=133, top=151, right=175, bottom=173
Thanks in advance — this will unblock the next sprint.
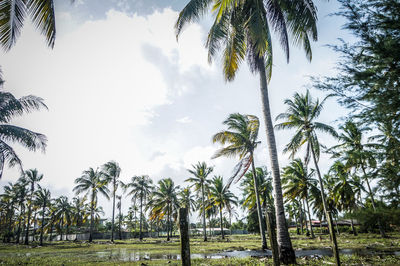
left=176, top=116, right=192, bottom=123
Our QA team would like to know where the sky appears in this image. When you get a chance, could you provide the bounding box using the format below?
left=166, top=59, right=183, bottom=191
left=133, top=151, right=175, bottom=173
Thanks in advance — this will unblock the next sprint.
left=0, top=0, right=354, bottom=221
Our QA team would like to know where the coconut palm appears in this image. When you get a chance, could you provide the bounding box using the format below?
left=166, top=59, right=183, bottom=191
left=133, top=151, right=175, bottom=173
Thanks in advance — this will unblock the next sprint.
left=241, top=167, right=274, bottom=215
left=0, top=80, right=47, bottom=179
left=23, top=169, right=43, bottom=244
left=73, top=167, right=110, bottom=242
left=101, top=160, right=122, bottom=242
left=71, top=196, right=88, bottom=231
left=208, top=176, right=237, bottom=239
left=116, top=195, right=123, bottom=240
left=328, top=161, right=360, bottom=236
left=14, top=177, right=28, bottom=243
left=178, top=186, right=196, bottom=215
left=125, top=175, right=153, bottom=240
left=186, top=162, right=213, bottom=241
left=212, top=113, right=268, bottom=249
left=176, top=0, right=319, bottom=261
left=34, top=187, right=50, bottom=245
left=276, top=90, right=340, bottom=265
left=0, top=0, right=57, bottom=50
left=330, top=120, right=385, bottom=237
left=54, top=196, right=72, bottom=241
left=282, top=159, right=317, bottom=238
left=147, top=178, right=180, bottom=241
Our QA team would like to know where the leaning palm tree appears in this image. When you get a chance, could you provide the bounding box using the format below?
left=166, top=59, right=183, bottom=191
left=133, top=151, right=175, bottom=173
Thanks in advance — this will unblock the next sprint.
left=209, top=176, right=237, bottom=239
left=0, top=0, right=57, bottom=50
left=101, top=160, right=122, bottom=242
left=23, top=169, right=43, bottom=245
left=275, top=90, right=340, bottom=265
left=282, top=159, right=317, bottom=238
left=73, top=167, right=110, bottom=242
left=212, top=113, right=268, bottom=249
left=147, top=178, right=180, bottom=241
left=186, top=161, right=213, bottom=242
left=0, top=76, right=47, bottom=179
left=176, top=0, right=319, bottom=261
left=125, top=175, right=153, bottom=240
left=34, top=187, right=50, bottom=245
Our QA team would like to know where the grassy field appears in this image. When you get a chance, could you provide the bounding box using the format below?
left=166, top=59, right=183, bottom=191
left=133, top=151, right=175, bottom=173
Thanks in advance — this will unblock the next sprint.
left=0, top=232, right=399, bottom=265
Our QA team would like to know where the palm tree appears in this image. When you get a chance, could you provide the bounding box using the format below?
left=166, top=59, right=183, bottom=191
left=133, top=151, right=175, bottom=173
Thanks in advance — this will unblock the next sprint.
left=328, top=161, right=359, bottom=236
left=14, top=177, right=28, bottom=243
left=101, top=160, right=122, bottom=242
left=116, top=195, right=123, bottom=240
left=35, top=187, right=50, bottom=245
left=125, top=175, right=153, bottom=240
left=178, top=186, right=196, bottom=215
left=209, top=176, right=237, bottom=239
left=176, top=0, right=319, bottom=262
left=23, top=169, right=43, bottom=245
left=71, top=196, right=88, bottom=232
left=186, top=161, right=213, bottom=242
left=212, top=113, right=267, bottom=249
left=54, top=196, right=72, bottom=241
left=282, top=159, right=317, bottom=238
left=73, top=167, right=110, bottom=242
left=0, top=82, right=47, bottom=179
left=0, top=0, right=57, bottom=50
left=330, top=120, right=385, bottom=237
left=276, top=90, right=340, bottom=265
left=148, top=178, right=180, bottom=241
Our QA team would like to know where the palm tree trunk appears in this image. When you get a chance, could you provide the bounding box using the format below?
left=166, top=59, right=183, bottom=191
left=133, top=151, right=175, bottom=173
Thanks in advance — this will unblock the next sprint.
left=89, top=191, right=95, bottom=243
left=25, top=188, right=34, bottom=245
left=299, top=201, right=304, bottom=235
left=361, top=164, right=386, bottom=237
left=139, top=194, right=143, bottom=241
left=350, top=218, right=357, bottom=236
left=250, top=153, right=267, bottom=249
left=258, top=61, right=295, bottom=264
left=303, top=199, right=310, bottom=236
left=111, top=178, right=116, bottom=242
left=305, top=196, right=315, bottom=238
left=219, top=204, right=224, bottom=239
left=335, top=213, right=340, bottom=235
left=310, top=141, right=340, bottom=266
left=40, top=202, right=46, bottom=246
left=201, top=184, right=207, bottom=242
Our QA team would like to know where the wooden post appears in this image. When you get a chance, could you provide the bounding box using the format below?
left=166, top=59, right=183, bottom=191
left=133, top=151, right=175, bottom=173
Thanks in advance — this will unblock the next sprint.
left=266, top=211, right=280, bottom=266
left=179, top=208, right=191, bottom=266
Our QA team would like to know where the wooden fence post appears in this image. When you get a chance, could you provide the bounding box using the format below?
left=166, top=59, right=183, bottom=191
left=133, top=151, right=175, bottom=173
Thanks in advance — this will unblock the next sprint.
left=179, top=208, right=191, bottom=266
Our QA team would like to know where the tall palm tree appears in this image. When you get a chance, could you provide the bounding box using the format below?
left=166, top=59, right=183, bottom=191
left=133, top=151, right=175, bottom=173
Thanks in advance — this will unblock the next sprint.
left=276, top=90, right=340, bottom=265
left=73, top=167, right=110, bottom=242
left=186, top=161, right=213, bottom=242
left=176, top=0, right=319, bottom=262
left=148, top=178, right=180, bottom=241
left=101, top=160, right=122, bottom=242
left=0, top=0, right=57, bottom=50
left=212, top=113, right=268, bottom=249
left=23, top=169, right=43, bottom=245
left=34, top=187, right=50, bottom=245
left=125, top=175, right=153, bottom=240
left=209, top=176, right=237, bottom=239
left=14, top=177, right=28, bottom=243
left=281, top=159, right=317, bottom=238
left=0, top=82, right=47, bottom=179
left=330, top=120, right=385, bottom=237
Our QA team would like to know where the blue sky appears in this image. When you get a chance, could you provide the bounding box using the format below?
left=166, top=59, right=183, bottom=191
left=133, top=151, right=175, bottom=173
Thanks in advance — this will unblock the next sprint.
left=0, top=0, right=354, bottom=220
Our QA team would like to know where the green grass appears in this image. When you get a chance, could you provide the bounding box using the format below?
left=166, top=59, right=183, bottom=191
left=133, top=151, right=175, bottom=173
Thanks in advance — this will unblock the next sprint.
left=0, top=232, right=399, bottom=265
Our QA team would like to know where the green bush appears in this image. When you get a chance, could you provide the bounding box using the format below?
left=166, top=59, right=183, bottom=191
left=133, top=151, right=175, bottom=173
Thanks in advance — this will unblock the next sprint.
left=350, top=208, right=400, bottom=233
